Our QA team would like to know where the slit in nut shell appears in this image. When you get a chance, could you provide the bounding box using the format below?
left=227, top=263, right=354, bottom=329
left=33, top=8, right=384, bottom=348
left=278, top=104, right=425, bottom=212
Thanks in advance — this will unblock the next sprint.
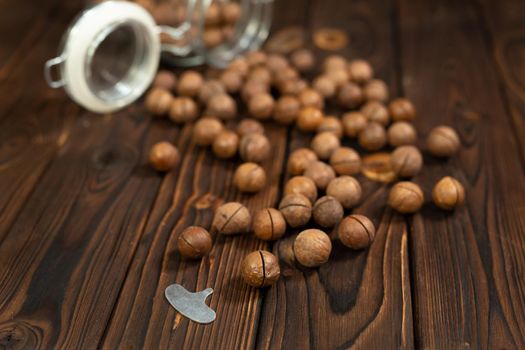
left=314, top=28, right=348, bottom=51
left=361, top=152, right=397, bottom=183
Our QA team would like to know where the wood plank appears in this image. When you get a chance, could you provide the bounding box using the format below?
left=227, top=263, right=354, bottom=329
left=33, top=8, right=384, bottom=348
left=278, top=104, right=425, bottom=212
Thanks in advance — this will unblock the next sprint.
left=475, top=0, right=525, bottom=167
left=101, top=127, right=287, bottom=350
left=0, top=0, right=83, bottom=240
left=99, top=1, right=298, bottom=345
left=398, top=0, right=525, bottom=348
left=256, top=0, right=414, bottom=348
left=0, top=107, right=172, bottom=348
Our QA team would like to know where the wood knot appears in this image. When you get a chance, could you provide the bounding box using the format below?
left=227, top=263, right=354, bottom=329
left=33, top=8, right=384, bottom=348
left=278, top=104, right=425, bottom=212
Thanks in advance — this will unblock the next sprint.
left=0, top=321, right=42, bottom=350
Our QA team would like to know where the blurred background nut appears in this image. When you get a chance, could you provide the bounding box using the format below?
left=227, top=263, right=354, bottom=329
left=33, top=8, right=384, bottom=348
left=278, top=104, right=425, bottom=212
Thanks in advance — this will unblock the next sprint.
left=317, top=116, right=343, bottom=138
left=284, top=176, right=318, bottom=204
left=311, top=132, right=341, bottom=160
left=337, top=82, right=364, bottom=109
left=239, top=133, right=271, bottom=162
left=287, top=148, right=318, bottom=175
left=249, top=93, right=275, bottom=120
left=361, top=101, right=390, bottom=126
left=329, top=147, right=361, bottom=175
left=149, top=142, right=180, bottom=171
left=145, top=88, right=173, bottom=115
left=193, top=117, right=224, bottom=146
left=237, top=118, right=265, bottom=137
left=153, top=70, right=177, bottom=91
left=299, top=88, right=324, bottom=109
left=348, top=59, right=373, bottom=84
left=432, top=176, right=465, bottom=210
left=358, top=122, right=387, bottom=151
left=297, top=107, right=324, bottom=132
left=363, top=79, right=389, bottom=102
left=389, top=98, right=416, bottom=121
left=169, top=97, right=199, bottom=123
left=234, top=162, right=266, bottom=193
left=279, top=193, right=312, bottom=228
left=212, top=130, right=239, bottom=159
left=388, top=181, right=424, bottom=214
left=207, top=93, right=237, bottom=120
left=303, top=161, right=336, bottom=190
left=274, top=95, right=300, bottom=125
left=342, top=112, right=368, bottom=138
left=198, top=79, right=225, bottom=104
left=390, top=145, right=423, bottom=178
left=326, top=176, right=362, bottom=209
left=177, top=70, right=204, bottom=97
left=426, top=126, right=460, bottom=157
left=387, top=121, right=417, bottom=146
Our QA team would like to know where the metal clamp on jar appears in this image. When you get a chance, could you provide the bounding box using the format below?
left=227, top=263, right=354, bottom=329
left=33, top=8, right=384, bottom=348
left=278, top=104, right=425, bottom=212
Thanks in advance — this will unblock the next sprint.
left=44, top=0, right=273, bottom=113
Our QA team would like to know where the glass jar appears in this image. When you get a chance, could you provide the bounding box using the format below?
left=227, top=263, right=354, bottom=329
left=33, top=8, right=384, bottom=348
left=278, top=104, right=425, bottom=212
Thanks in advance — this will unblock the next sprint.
left=44, top=0, right=273, bottom=113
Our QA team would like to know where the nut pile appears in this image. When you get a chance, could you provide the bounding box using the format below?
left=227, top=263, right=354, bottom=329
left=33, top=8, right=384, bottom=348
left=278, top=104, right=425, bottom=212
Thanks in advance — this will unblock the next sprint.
left=145, top=41, right=465, bottom=289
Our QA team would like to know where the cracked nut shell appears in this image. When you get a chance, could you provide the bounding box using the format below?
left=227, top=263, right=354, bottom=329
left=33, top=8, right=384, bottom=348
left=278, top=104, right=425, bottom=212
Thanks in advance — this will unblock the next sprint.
left=234, top=162, right=266, bottom=193
left=387, top=121, right=417, bottom=147
left=426, top=126, right=460, bottom=157
left=241, top=250, right=280, bottom=287
left=212, top=202, right=251, bottom=234
left=237, top=118, right=265, bottom=137
left=326, top=176, right=362, bottom=209
left=388, top=181, right=424, bottom=213
left=294, top=229, right=332, bottom=267
left=338, top=214, right=376, bottom=249
left=358, top=122, right=387, bottom=151
left=284, top=176, right=318, bottom=204
left=432, top=176, right=465, bottom=210
left=313, top=196, right=344, bottom=228
left=279, top=193, right=312, bottom=228
left=389, top=98, right=416, bottom=122
left=311, top=131, right=341, bottom=160
left=177, top=226, right=213, bottom=259
left=193, top=117, right=224, bottom=146
left=149, top=142, right=180, bottom=171
left=212, top=130, right=239, bottom=159
left=329, top=147, right=361, bottom=175
left=303, top=161, right=336, bottom=190
left=239, top=133, right=271, bottom=163
left=390, top=145, right=423, bottom=178
left=145, top=88, right=174, bottom=116
left=287, top=148, right=318, bottom=175
left=253, top=208, right=287, bottom=241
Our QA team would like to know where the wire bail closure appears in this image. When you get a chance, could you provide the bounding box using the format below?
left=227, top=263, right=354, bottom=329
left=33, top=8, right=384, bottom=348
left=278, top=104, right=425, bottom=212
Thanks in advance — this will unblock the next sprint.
left=44, top=56, right=66, bottom=89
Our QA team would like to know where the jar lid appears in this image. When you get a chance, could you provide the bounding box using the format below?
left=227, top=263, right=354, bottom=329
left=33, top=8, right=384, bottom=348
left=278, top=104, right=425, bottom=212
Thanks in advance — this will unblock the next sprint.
left=45, top=1, right=160, bottom=113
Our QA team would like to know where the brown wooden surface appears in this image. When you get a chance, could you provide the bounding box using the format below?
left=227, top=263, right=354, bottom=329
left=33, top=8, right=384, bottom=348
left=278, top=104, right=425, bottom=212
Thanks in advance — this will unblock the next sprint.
left=0, top=0, right=525, bottom=349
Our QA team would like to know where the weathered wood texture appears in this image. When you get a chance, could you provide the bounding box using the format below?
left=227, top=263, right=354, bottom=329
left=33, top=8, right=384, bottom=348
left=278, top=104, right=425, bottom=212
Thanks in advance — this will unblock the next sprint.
left=0, top=0, right=525, bottom=349
left=399, top=0, right=525, bottom=348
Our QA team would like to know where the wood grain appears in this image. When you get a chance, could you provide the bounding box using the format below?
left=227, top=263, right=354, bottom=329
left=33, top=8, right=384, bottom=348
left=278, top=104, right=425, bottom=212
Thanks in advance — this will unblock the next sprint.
left=398, top=0, right=525, bottom=348
left=476, top=0, right=525, bottom=159
left=1, top=0, right=525, bottom=348
left=0, top=107, right=172, bottom=348
left=100, top=121, right=287, bottom=349
left=256, top=0, right=414, bottom=348
left=0, top=0, right=83, bottom=240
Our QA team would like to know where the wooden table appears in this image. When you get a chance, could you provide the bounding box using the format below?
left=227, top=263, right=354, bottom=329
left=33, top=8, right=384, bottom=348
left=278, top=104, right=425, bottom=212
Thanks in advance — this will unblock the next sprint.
left=1, top=0, right=525, bottom=348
